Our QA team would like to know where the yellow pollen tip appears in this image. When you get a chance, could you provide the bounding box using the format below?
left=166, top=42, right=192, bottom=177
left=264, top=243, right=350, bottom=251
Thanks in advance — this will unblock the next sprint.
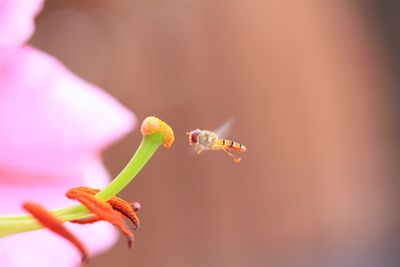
left=141, top=116, right=174, bottom=148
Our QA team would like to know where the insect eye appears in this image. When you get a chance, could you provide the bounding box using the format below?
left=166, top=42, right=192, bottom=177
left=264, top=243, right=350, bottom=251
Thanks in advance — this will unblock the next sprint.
left=191, top=129, right=201, bottom=143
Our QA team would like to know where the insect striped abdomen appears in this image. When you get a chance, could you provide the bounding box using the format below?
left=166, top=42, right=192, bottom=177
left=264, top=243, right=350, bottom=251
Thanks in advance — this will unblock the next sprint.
left=219, top=139, right=246, bottom=152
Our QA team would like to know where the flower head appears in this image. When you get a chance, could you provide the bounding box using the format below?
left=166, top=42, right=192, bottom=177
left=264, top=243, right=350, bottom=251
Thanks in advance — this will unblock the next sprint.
left=1, top=116, right=175, bottom=265
left=0, top=0, right=137, bottom=266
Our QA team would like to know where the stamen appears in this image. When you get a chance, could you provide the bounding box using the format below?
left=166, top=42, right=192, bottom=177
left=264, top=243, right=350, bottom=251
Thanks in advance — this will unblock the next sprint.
left=109, top=196, right=140, bottom=230
left=141, top=116, right=174, bottom=148
left=23, top=202, right=89, bottom=265
left=68, top=187, right=141, bottom=230
left=66, top=188, right=134, bottom=248
left=71, top=215, right=102, bottom=225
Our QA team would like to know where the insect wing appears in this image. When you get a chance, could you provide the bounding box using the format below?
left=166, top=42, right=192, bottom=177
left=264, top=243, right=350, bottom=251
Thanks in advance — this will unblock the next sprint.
left=213, top=118, right=234, bottom=138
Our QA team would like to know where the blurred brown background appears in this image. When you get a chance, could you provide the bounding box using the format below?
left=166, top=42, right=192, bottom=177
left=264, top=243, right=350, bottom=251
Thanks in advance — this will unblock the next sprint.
left=30, top=1, right=400, bottom=267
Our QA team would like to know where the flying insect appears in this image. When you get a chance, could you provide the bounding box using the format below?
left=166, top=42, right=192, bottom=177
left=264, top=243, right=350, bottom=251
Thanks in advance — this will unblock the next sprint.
left=187, top=119, right=246, bottom=163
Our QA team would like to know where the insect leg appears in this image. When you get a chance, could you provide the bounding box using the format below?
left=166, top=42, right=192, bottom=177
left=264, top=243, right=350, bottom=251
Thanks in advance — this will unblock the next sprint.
left=194, top=144, right=205, bottom=155
left=218, top=146, right=241, bottom=163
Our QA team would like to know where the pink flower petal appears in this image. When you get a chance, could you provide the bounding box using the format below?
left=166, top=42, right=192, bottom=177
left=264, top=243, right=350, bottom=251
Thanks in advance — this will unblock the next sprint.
left=0, top=156, right=115, bottom=213
left=0, top=156, right=119, bottom=266
left=0, top=0, right=44, bottom=46
left=0, top=222, right=117, bottom=267
left=0, top=46, right=135, bottom=184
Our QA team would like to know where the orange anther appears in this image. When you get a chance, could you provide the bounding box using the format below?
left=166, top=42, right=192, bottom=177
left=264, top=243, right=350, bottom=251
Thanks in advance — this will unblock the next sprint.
left=66, top=187, right=141, bottom=249
left=23, top=202, right=89, bottom=266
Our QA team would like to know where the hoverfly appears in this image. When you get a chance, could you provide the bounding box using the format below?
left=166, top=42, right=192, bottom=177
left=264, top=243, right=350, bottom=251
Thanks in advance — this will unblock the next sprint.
left=187, top=119, right=246, bottom=163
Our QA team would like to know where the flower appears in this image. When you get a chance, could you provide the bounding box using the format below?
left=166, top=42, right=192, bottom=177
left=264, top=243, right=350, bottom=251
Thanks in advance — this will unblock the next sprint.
left=0, top=113, right=175, bottom=265
left=0, top=0, right=136, bottom=266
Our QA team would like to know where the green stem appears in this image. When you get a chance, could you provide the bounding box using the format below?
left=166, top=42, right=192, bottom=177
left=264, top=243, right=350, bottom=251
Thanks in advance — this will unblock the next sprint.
left=0, top=132, right=164, bottom=237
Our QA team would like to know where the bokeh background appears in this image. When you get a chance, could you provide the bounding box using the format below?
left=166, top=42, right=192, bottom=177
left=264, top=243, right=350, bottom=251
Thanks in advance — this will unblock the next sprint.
left=30, top=1, right=399, bottom=267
